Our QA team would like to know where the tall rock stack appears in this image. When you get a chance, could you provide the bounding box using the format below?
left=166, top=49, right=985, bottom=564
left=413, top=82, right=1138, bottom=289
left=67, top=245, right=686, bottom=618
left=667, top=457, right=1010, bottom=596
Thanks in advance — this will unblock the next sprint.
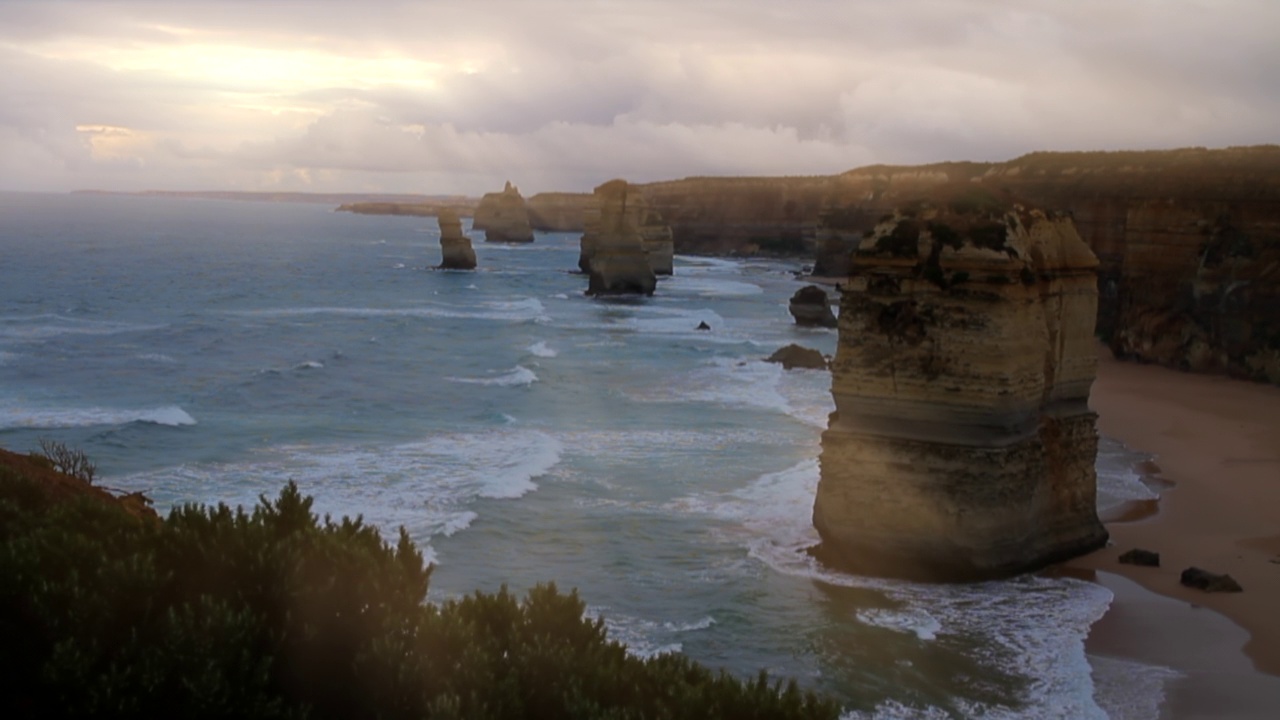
left=579, top=184, right=674, bottom=277
left=585, top=180, right=657, bottom=296
left=473, top=181, right=535, bottom=243
left=638, top=206, right=675, bottom=275
left=813, top=205, right=1108, bottom=580
left=435, top=209, right=476, bottom=270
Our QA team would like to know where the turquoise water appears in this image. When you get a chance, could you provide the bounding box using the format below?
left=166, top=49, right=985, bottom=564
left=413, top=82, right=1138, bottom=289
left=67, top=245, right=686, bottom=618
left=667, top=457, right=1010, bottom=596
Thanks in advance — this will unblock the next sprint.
left=0, top=192, right=1175, bottom=718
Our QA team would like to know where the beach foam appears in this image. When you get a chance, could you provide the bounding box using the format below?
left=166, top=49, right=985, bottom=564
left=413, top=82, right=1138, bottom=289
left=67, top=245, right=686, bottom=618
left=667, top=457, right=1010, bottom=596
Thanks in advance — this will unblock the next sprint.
left=447, top=365, right=538, bottom=387
left=107, top=428, right=564, bottom=564
left=526, top=341, right=557, bottom=358
left=0, top=404, right=197, bottom=429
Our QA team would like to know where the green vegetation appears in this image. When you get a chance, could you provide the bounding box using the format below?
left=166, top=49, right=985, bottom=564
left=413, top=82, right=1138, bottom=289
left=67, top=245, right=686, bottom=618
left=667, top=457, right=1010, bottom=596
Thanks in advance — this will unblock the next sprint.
left=0, top=449, right=840, bottom=720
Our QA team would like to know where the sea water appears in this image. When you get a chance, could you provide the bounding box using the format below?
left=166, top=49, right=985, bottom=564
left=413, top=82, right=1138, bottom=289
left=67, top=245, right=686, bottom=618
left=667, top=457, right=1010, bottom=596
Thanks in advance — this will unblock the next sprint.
left=0, top=192, right=1177, bottom=718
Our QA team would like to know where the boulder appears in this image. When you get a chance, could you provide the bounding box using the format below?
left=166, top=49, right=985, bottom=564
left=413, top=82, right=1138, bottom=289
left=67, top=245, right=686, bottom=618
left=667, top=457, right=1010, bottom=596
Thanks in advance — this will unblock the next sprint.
left=1118, top=548, right=1160, bottom=567
left=585, top=180, right=657, bottom=296
left=789, top=285, right=838, bottom=328
left=473, top=181, right=534, bottom=243
left=766, top=344, right=828, bottom=370
left=1180, top=567, right=1244, bottom=592
left=435, top=209, right=476, bottom=270
left=812, top=205, right=1108, bottom=580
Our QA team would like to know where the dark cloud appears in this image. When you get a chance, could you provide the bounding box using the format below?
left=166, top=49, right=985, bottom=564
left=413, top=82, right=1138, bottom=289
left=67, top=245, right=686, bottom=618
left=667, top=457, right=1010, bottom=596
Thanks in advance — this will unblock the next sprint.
left=1, top=0, right=1276, bottom=193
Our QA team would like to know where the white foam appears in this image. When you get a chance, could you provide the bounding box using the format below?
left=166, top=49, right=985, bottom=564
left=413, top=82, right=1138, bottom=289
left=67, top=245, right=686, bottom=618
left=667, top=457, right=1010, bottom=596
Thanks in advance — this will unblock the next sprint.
left=136, top=353, right=177, bottom=364
left=672, top=459, right=1121, bottom=719
left=587, top=606, right=712, bottom=660
left=1088, top=655, right=1181, bottom=720
left=0, top=404, right=196, bottom=429
left=664, top=276, right=764, bottom=297
left=631, top=357, right=803, bottom=420
left=223, top=297, right=548, bottom=323
left=447, top=365, right=538, bottom=387
left=527, top=341, right=557, bottom=358
left=0, top=313, right=165, bottom=340
left=1095, top=436, right=1160, bottom=516
left=107, top=428, right=564, bottom=559
left=294, top=360, right=325, bottom=370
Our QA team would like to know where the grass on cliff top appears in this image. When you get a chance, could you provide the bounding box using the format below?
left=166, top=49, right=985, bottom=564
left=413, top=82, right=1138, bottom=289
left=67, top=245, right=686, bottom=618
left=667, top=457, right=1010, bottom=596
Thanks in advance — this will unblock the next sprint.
left=0, top=445, right=841, bottom=720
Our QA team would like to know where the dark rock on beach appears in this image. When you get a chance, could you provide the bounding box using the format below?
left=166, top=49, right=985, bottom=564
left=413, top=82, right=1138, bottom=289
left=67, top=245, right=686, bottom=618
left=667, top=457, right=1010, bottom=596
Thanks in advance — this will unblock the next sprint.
left=1180, top=566, right=1244, bottom=593
left=1118, top=548, right=1160, bottom=567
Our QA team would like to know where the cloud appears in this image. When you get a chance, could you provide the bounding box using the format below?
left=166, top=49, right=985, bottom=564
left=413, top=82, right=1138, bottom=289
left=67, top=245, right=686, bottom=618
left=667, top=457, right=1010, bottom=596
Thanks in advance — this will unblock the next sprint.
left=1, top=0, right=1276, bottom=193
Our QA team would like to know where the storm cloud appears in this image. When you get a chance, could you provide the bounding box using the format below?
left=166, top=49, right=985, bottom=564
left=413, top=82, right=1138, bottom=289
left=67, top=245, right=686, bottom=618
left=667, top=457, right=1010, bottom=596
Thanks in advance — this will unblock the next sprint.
left=1, top=0, right=1276, bottom=194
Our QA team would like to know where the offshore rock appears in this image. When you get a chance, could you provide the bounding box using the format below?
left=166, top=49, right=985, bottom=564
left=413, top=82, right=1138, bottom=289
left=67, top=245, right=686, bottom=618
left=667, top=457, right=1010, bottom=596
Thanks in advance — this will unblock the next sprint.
left=586, top=180, right=657, bottom=296
left=435, top=209, right=476, bottom=270
left=766, top=344, right=828, bottom=370
left=473, top=181, right=534, bottom=243
left=789, top=285, right=838, bottom=328
left=812, top=205, right=1108, bottom=581
left=579, top=182, right=674, bottom=276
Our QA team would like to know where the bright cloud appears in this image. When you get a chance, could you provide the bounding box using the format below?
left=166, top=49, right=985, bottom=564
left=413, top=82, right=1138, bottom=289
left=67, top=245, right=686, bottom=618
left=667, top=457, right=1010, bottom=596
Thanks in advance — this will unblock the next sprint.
left=0, top=0, right=1276, bottom=194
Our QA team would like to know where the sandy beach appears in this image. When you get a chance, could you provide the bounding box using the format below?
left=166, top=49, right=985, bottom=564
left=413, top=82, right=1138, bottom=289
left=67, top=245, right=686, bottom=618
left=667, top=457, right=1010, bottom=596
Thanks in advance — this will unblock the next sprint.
left=1069, top=346, right=1280, bottom=715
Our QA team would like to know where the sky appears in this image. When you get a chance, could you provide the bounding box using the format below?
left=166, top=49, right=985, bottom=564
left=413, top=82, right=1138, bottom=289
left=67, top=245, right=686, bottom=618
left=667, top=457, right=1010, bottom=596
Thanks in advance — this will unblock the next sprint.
left=1, top=0, right=1277, bottom=196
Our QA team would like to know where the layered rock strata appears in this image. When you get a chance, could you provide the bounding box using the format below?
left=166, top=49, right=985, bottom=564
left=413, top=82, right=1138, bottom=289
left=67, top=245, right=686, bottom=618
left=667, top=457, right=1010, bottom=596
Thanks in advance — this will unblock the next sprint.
left=788, top=285, right=838, bottom=328
left=528, top=192, right=591, bottom=232
left=579, top=181, right=674, bottom=277
left=632, top=147, right=1280, bottom=383
left=812, top=206, right=1108, bottom=580
left=585, top=180, right=657, bottom=296
left=473, top=181, right=535, bottom=243
left=435, top=209, right=476, bottom=270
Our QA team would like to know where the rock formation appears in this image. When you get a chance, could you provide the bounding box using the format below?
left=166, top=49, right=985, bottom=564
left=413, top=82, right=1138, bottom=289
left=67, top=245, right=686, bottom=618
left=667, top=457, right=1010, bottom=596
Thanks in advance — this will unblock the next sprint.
left=585, top=180, right=657, bottom=296
left=632, top=147, right=1280, bottom=383
left=765, top=344, right=828, bottom=370
left=473, top=181, right=534, bottom=243
left=812, top=205, right=1108, bottom=580
left=788, top=285, right=838, bottom=328
left=435, top=209, right=476, bottom=270
left=579, top=180, right=674, bottom=278
left=528, top=192, right=592, bottom=232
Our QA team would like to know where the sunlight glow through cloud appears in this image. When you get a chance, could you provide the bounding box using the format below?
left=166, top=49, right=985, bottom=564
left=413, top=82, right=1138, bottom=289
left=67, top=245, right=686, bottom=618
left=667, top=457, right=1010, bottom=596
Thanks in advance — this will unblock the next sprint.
left=0, top=0, right=1276, bottom=194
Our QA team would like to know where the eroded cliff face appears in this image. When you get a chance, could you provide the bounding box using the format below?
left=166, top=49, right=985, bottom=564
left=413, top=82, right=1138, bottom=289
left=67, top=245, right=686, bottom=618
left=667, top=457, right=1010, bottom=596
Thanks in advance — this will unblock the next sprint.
left=580, top=181, right=673, bottom=278
left=473, top=181, right=535, bottom=243
left=585, top=180, right=657, bottom=296
left=639, top=147, right=1280, bottom=382
left=528, top=192, right=591, bottom=232
left=812, top=206, right=1108, bottom=580
left=436, top=209, right=476, bottom=270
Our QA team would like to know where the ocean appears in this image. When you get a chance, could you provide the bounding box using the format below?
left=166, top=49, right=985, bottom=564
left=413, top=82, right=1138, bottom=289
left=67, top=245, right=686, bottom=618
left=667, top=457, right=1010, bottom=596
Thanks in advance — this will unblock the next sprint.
left=0, top=192, right=1177, bottom=718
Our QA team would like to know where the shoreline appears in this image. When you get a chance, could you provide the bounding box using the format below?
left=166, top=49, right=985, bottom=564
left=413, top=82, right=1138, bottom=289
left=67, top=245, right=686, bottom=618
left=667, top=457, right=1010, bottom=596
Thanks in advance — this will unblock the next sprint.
left=1067, top=346, right=1280, bottom=713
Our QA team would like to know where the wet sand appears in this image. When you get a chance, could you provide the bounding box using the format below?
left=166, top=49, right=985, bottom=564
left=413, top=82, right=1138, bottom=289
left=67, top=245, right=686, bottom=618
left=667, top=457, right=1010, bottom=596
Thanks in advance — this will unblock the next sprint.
left=1069, top=347, right=1280, bottom=715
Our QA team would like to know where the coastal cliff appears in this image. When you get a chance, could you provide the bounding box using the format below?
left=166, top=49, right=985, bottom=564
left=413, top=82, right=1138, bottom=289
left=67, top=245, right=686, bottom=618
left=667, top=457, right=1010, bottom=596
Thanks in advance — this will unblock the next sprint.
left=528, top=192, right=592, bottom=232
left=812, top=205, right=1108, bottom=580
left=473, top=182, right=535, bottom=243
left=637, top=146, right=1280, bottom=383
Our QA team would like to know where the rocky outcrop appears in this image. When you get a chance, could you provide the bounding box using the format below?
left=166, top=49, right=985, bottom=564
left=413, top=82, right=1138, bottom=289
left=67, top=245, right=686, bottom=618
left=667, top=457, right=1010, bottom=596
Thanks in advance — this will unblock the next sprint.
left=632, top=147, right=1280, bottom=383
left=585, top=180, right=657, bottom=296
left=579, top=181, right=674, bottom=278
left=435, top=209, right=476, bottom=270
left=1180, top=567, right=1244, bottom=592
left=473, top=181, right=535, bottom=243
left=766, top=344, right=828, bottom=370
left=788, top=285, right=838, bottom=328
left=811, top=205, right=1108, bottom=580
left=528, top=192, right=591, bottom=232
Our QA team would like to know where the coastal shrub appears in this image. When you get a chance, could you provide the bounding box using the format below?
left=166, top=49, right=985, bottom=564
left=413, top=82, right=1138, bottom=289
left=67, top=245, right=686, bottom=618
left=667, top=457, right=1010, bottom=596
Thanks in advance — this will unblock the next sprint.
left=0, top=453, right=841, bottom=720
left=34, top=437, right=97, bottom=484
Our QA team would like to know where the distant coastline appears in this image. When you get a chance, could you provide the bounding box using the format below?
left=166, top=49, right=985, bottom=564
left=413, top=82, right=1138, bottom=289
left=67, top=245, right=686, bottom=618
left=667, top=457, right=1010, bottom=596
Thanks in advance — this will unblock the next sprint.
left=70, top=188, right=478, bottom=208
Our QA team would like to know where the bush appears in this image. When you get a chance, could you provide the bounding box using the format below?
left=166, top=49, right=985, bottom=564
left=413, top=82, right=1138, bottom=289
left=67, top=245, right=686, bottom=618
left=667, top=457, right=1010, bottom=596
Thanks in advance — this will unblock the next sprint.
left=0, top=455, right=841, bottom=720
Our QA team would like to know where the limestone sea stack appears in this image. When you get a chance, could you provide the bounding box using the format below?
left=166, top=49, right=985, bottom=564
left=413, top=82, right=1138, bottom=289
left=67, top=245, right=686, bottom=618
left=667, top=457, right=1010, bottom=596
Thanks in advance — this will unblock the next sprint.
left=585, top=180, right=657, bottom=296
left=473, top=181, right=534, bottom=243
left=812, top=205, right=1108, bottom=581
left=435, top=209, right=476, bottom=270
left=789, top=285, right=838, bottom=328
left=579, top=183, right=674, bottom=276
